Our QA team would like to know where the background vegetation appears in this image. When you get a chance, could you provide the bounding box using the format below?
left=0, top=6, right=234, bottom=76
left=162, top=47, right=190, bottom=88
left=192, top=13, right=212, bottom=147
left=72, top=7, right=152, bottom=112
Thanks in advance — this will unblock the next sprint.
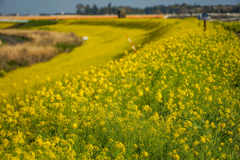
left=76, top=2, right=240, bottom=15
left=216, top=21, right=240, bottom=33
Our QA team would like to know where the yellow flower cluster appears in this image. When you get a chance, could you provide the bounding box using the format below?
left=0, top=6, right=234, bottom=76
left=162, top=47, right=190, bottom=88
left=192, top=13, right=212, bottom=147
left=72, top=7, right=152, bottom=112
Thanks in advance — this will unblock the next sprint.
left=0, top=19, right=240, bottom=159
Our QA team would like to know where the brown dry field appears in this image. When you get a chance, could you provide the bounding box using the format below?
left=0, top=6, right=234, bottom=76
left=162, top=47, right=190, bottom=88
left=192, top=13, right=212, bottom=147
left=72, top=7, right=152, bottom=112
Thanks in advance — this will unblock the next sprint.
left=0, top=29, right=82, bottom=72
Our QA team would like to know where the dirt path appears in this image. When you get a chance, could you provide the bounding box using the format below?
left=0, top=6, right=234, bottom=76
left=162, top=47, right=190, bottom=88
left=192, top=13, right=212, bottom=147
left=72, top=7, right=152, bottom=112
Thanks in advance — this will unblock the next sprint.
left=0, top=35, right=24, bottom=45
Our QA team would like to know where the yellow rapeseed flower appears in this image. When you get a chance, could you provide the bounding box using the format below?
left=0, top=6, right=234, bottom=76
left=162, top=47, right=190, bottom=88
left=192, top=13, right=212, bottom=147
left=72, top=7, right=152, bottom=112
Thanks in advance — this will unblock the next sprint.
left=73, top=123, right=78, bottom=129
left=141, top=151, right=149, bottom=157
left=193, top=141, right=199, bottom=146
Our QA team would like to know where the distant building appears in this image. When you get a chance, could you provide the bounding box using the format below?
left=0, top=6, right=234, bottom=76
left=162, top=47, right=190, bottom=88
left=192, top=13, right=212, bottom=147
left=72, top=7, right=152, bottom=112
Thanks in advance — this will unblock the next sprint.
left=19, top=14, right=29, bottom=16
left=39, top=13, right=50, bottom=16
left=8, top=13, right=19, bottom=16
left=0, top=13, right=5, bottom=16
left=28, top=14, right=40, bottom=17
left=64, top=12, right=75, bottom=15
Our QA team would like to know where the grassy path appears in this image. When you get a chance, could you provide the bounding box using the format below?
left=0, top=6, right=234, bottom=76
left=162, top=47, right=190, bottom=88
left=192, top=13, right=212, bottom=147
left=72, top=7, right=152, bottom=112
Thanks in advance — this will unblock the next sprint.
left=0, top=21, right=148, bottom=94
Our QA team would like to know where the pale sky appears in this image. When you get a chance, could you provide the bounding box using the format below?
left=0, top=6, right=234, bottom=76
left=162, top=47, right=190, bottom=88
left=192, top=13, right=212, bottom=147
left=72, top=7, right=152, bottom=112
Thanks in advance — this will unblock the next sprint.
left=0, top=0, right=239, bottom=15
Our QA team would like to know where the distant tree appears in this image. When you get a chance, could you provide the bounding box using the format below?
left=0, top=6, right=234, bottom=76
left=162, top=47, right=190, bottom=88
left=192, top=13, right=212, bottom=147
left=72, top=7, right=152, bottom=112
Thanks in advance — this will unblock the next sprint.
left=76, top=4, right=85, bottom=14
left=109, top=6, right=118, bottom=14
left=232, top=4, right=240, bottom=13
left=85, top=5, right=91, bottom=15
left=92, top=4, right=99, bottom=14
left=100, top=7, right=109, bottom=15
left=144, top=7, right=151, bottom=14
left=166, top=8, right=169, bottom=14
left=108, top=3, right=112, bottom=14
left=156, top=9, right=161, bottom=14
left=76, top=3, right=239, bottom=15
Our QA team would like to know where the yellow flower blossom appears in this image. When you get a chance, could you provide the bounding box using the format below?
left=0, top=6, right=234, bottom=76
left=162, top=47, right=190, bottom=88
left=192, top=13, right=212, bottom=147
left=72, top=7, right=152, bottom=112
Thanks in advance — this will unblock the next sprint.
left=141, top=151, right=149, bottom=157
left=73, top=123, right=78, bottom=129
left=193, top=141, right=199, bottom=146
left=201, top=136, right=206, bottom=143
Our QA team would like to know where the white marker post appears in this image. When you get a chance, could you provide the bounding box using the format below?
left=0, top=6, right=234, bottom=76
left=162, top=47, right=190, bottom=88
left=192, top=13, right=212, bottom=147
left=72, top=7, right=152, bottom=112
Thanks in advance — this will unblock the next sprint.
left=126, top=35, right=137, bottom=52
left=83, top=36, right=89, bottom=41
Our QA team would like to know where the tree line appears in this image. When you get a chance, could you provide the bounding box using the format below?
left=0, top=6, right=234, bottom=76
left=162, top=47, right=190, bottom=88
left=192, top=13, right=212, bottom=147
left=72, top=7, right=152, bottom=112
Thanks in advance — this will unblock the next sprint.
left=76, top=3, right=240, bottom=15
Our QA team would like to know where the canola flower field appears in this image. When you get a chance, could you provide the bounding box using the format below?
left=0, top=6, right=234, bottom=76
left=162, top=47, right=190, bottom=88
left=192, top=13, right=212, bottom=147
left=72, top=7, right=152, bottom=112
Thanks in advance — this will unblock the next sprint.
left=217, top=21, right=240, bottom=33
left=0, top=22, right=16, bottom=29
left=0, top=19, right=151, bottom=94
left=0, top=18, right=240, bottom=159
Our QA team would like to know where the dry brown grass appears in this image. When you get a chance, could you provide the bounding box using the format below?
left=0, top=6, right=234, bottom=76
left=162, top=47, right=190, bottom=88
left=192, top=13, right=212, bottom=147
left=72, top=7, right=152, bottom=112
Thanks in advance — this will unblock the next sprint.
left=0, top=29, right=82, bottom=72
left=0, top=29, right=81, bottom=45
